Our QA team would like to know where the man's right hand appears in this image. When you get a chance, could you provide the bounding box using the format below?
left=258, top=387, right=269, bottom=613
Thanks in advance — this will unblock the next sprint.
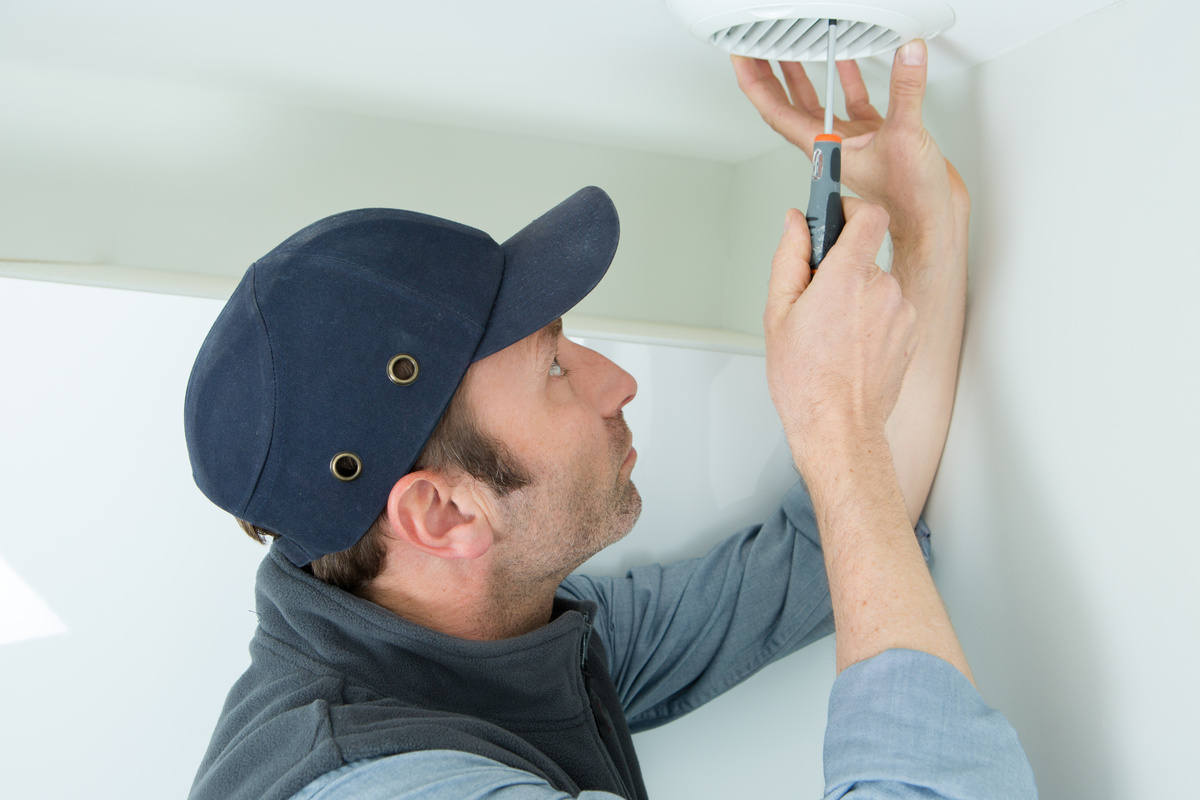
left=764, top=197, right=973, bottom=683
left=764, top=198, right=918, bottom=477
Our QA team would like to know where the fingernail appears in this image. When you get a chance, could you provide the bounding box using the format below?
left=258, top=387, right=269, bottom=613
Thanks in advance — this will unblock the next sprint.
left=784, top=210, right=793, bottom=232
left=900, top=40, right=926, bottom=66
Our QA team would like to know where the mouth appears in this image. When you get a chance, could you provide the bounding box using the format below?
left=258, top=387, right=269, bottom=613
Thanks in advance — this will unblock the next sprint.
left=610, top=412, right=635, bottom=472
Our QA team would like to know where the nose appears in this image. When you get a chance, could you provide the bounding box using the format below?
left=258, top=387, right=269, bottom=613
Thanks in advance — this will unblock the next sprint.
left=573, top=341, right=637, bottom=416
left=612, top=363, right=637, bottom=415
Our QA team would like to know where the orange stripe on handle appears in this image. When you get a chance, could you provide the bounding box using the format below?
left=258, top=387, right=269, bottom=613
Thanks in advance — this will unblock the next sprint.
left=815, top=133, right=842, bottom=143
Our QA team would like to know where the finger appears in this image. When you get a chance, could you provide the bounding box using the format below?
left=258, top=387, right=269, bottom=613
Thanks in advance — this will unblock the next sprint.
left=777, top=61, right=824, bottom=118
left=841, top=129, right=878, bottom=153
left=836, top=60, right=882, bottom=122
left=732, top=56, right=824, bottom=152
left=821, top=197, right=890, bottom=278
left=764, top=208, right=813, bottom=332
left=782, top=60, right=855, bottom=133
left=885, top=39, right=928, bottom=131
left=783, top=60, right=863, bottom=139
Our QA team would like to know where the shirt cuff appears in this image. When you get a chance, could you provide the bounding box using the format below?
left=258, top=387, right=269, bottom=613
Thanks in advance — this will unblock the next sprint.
left=823, top=649, right=1037, bottom=799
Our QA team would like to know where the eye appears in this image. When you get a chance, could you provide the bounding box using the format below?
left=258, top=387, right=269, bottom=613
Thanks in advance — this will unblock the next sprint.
left=549, top=356, right=570, bottom=378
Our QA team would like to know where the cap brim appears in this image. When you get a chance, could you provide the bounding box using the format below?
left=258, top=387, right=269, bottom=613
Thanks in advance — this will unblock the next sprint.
left=472, top=186, right=619, bottom=362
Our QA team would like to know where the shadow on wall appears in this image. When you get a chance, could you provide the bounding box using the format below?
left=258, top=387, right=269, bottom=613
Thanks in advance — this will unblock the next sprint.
left=924, top=64, right=1120, bottom=800
left=577, top=341, right=800, bottom=580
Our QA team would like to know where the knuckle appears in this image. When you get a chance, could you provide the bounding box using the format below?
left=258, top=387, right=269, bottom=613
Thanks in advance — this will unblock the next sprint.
left=893, top=75, right=924, bottom=97
left=848, top=97, right=872, bottom=114
left=952, top=181, right=972, bottom=212
left=759, top=110, right=783, bottom=132
left=863, top=203, right=890, bottom=230
left=887, top=127, right=922, bottom=150
left=871, top=271, right=902, bottom=306
left=763, top=302, right=782, bottom=333
left=881, top=275, right=904, bottom=306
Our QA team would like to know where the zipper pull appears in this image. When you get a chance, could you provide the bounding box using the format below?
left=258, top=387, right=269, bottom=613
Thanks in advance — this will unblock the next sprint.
left=579, top=615, right=593, bottom=670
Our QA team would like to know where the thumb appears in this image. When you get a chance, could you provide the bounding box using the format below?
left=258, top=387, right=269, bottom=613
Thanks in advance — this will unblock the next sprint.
left=885, top=39, right=928, bottom=131
left=818, top=197, right=890, bottom=279
left=764, top=208, right=812, bottom=332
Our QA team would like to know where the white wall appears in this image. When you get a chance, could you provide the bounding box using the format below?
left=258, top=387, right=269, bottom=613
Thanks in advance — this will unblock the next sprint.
left=0, top=277, right=833, bottom=799
left=713, top=3, right=1200, bottom=795
left=0, top=281, right=263, bottom=798
left=917, top=1, right=1199, bottom=796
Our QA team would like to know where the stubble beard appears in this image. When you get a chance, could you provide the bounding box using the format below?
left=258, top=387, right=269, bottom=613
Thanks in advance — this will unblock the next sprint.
left=497, top=415, right=643, bottom=586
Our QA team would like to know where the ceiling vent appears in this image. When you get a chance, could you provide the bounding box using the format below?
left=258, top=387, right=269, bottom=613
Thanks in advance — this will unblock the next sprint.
left=666, top=0, right=956, bottom=61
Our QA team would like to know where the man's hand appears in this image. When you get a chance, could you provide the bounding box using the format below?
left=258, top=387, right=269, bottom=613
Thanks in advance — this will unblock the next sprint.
left=764, top=199, right=917, bottom=475
left=763, top=198, right=972, bottom=684
left=736, top=41, right=971, bottom=526
left=731, top=41, right=968, bottom=253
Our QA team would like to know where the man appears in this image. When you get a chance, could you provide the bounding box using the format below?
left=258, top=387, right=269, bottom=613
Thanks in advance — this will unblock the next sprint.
left=186, top=42, right=1036, bottom=799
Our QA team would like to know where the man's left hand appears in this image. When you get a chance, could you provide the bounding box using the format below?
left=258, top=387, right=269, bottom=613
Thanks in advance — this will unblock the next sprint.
left=731, top=40, right=968, bottom=254
left=734, top=40, right=972, bottom=527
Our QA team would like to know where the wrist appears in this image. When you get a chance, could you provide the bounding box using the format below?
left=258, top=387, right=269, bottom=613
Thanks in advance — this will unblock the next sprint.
left=889, top=221, right=969, bottom=301
left=887, top=163, right=971, bottom=252
left=791, top=421, right=893, bottom=496
left=891, top=214, right=965, bottom=260
left=800, top=433, right=910, bottom=541
left=889, top=184, right=969, bottom=252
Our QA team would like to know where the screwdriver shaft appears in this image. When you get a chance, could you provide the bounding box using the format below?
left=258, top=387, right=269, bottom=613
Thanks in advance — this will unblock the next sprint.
left=825, top=20, right=837, bottom=135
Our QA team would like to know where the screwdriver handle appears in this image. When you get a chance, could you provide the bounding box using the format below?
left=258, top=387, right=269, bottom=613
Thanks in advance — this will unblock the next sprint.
left=805, top=134, right=844, bottom=269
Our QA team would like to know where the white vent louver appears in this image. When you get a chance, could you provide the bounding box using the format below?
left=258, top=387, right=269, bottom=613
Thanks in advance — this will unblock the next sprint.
left=713, top=18, right=899, bottom=61
left=667, top=1, right=955, bottom=62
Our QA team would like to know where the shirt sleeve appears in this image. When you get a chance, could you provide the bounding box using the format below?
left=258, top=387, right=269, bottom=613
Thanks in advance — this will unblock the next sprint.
left=823, top=649, right=1038, bottom=799
left=558, top=480, right=931, bottom=732
left=289, top=750, right=624, bottom=800
left=290, top=650, right=1035, bottom=800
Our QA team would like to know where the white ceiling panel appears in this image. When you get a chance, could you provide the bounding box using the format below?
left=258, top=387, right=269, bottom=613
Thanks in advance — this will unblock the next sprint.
left=0, top=0, right=1121, bottom=161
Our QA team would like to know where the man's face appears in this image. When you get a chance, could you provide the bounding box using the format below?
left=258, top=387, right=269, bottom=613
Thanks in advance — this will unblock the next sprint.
left=466, top=319, right=641, bottom=582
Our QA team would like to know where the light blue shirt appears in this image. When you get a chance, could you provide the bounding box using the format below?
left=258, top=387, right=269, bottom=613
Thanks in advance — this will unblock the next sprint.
left=290, top=483, right=1036, bottom=799
left=292, top=650, right=1034, bottom=799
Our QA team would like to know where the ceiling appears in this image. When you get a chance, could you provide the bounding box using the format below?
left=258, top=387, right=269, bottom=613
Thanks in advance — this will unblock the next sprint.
left=1, top=0, right=1118, bottom=162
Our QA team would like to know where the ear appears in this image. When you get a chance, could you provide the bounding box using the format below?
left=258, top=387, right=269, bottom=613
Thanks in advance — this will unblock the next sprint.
left=383, top=470, right=494, bottom=560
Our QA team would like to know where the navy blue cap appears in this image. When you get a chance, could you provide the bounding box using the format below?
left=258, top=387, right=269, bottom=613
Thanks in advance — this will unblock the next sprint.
left=184, top=186, right=619, bottom=566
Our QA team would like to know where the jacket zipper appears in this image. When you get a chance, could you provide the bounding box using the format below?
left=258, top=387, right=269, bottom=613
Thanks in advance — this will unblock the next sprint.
left=579, top=615, right=593, bottom=670
left=577, top=614, right=633, bottom=799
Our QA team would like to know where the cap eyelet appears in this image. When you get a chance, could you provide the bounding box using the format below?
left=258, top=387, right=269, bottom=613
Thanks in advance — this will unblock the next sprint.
left=387, top=354, right=419, bottom=385
left=330, top=452, right=363, bottom=482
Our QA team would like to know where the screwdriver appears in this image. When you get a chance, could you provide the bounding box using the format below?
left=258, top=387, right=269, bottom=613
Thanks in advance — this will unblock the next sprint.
left=806, top=19, right=844, bottom=270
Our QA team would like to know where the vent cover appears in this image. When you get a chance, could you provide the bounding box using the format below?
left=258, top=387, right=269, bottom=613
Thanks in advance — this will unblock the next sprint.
left=667, top=1, right=955, bottom=62
left=712, top=18, right=900, bottom=61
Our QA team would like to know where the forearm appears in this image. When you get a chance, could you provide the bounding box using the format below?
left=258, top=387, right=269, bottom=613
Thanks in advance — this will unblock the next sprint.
left=884, top=224, right=969, bottom=526
left=801, top=431, right=973, bottom=684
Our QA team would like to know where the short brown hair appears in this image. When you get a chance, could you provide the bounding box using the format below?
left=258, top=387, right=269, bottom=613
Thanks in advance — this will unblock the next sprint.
left=239, top=369, right=530, bottom=596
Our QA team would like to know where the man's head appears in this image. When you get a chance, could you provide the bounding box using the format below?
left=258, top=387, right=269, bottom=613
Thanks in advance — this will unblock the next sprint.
left=185, top=187, right=639, bottom=592
left=398, top=318, right=640, bottom=587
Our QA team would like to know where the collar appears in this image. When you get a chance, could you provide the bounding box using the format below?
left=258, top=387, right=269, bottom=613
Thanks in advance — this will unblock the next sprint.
left=253, top=543, right=598, bottom=729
